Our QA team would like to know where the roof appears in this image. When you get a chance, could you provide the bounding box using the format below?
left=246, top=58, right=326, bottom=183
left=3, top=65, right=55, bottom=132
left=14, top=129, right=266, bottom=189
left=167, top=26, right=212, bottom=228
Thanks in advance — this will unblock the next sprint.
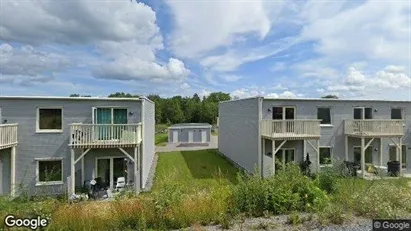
left=169, top=123, right=212, bottom=129
left=0, top=95, right=143, bottom=101
left=220, top=96, right=411, bottom=104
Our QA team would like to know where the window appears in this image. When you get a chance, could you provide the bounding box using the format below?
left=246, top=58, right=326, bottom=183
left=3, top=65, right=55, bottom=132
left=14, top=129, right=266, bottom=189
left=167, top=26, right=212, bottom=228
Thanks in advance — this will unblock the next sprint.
left=353, top=147, right=373, bottom=164
left=272, top=106, right=295, bottom=120
left=317, top=107, right=331, bottom=125
left=37, top=159, right=63, bottom=183
left=391, top=108, right=403, bottom=119
left=353, top=107, right=373, bottom=119
left=37, top=108, right=62, bottom=132
left=389, top=145, right=407, bottom=168
left=319, top=147, right=332, bottom=165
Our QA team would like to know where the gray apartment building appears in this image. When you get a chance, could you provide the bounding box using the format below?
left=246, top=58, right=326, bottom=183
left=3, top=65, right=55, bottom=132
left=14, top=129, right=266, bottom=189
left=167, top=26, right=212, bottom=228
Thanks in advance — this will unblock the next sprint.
left=0, top=96, right=155, bottom=196
left=219, top=97, right=410, bottom=178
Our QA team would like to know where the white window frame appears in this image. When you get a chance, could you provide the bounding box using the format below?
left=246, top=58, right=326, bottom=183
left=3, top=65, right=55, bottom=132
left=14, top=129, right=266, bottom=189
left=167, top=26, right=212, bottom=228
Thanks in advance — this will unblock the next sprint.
left=353, top=107, right=373, bottom=120
left=353, top=145, right=373, bottom=164
left=35, top=157, right=64, bottom=186
left=317, top=107, right=333, bottom=127
left=272, top=106, right=296, bottom=120
left=275, top=148, right=296, bottom=165
left=319, top=146, right=333, bottom=166
left=36, top=107, right=63, bottom=133
left=92, top=107, right=129, bottom=124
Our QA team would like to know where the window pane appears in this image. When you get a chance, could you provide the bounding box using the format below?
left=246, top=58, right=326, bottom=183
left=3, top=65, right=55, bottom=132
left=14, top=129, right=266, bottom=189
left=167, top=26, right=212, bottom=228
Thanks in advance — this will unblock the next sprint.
left=284, top=149, right=294, bottom=163
left=285, top=108, right=295, bottom=120
left=354, top=147, right=373, bottom=164
left=272, top=107, right=283, bottom=119
left=364, top=108, right=373, bottom=119
left=389, top=146, right=397, bottom=161
left=353, top=108, right=363, bottom=119
left=113, top=109, right=128, bottom=124
left=39, top=161, right=62, bottom=182
left=354, top=147, right=361, bottom=164
left=402, top=145, right=406, bottom=167
left=319, top=148, right=331, bottom=164
left=39, top=109, right=62, bottom=130
left=317, top=108, right=331, bottom=124
left=391, top=108, right=402, bottom=119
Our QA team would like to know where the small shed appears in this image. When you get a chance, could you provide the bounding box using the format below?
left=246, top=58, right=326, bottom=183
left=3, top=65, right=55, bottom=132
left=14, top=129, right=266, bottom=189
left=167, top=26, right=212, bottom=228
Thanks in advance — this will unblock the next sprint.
left=168, top=123, right=212, bottom=144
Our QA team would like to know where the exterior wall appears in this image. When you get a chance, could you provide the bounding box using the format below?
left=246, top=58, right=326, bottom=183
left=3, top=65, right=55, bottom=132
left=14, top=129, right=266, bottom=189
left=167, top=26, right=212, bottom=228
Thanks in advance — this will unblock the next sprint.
left=262, top=99, right=411, bottom=170
left=0, top=98, right=143, bottom=195
left=141, top=99, right=155, bottom=189
left=168, top=127, right=211, bottom=143
left=219, top=98, right=261, bottom=173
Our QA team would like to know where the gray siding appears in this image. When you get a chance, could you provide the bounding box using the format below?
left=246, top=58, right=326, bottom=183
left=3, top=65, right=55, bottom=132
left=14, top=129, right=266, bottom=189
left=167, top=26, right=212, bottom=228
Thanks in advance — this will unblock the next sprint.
left=219, top=98, right=261, bottom=173
left=168, top=128, right=211, bottom=143
left=0, top=98, right=146, bottom=195
left=141, top=99, right=155, bottom=189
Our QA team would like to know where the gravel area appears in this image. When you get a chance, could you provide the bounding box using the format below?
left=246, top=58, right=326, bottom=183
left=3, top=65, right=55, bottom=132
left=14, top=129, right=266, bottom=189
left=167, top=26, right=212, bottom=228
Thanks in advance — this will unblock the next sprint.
left=184, top=214, right=372, bottom=231
left=142, top=153, right=158, bottom=192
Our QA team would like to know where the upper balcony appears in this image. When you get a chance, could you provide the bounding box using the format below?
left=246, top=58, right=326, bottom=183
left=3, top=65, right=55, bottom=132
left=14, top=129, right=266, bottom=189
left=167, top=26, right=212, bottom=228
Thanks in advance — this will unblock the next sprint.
left=344, top=120, right=404, bottom=138
left=69, top=123, right=142, bottom=148
left=0, top=124, right=18, bottom=150
left=261, top=119, right=321, bottom=140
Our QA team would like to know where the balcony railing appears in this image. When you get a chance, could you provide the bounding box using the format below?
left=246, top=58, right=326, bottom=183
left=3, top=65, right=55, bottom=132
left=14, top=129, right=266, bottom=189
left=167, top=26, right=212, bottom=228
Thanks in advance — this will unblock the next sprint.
left=261, top=120, right=321, bottom=140
left=344, top=120, right=404, bottom=137
left=0, top=124, right=18, bottom=149
left=69, top=123, right=142, bottom=148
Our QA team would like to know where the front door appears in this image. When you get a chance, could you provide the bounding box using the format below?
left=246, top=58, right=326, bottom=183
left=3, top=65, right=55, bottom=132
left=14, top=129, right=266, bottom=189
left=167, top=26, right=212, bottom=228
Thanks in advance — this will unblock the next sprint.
left=188, top=131, right=193, bottom=143
left=173, top=131, right=178, bottom=143
left=201, top=130, right=207, bottom=143
left=96, top=157, right=127, bottom=189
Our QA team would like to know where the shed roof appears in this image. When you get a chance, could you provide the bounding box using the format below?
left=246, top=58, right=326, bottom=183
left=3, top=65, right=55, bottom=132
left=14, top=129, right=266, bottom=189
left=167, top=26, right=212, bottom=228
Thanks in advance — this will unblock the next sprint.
left=169, top=123, right=212, bottom=129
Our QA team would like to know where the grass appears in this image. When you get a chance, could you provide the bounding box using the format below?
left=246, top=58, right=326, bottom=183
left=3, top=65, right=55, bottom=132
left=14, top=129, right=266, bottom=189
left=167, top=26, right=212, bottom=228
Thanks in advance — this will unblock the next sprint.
left=153, top=149, right=239, bottom=193
left=211, top=131, right=218, bottom=136
left=155, top=133, right=168, bottom=146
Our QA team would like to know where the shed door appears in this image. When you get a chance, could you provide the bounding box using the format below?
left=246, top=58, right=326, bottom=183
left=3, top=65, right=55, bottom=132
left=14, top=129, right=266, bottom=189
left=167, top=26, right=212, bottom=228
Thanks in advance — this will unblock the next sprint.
left=201, top=130, right=207, bottom=143
left=173, top=131, right=178, bottom=143
left=188, top=131, right=193, bottom=143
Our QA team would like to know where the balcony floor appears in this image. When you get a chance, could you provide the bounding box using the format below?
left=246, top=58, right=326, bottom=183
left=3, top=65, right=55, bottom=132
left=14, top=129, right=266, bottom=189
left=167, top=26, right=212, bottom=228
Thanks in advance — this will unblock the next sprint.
left=346, top=133, right=404, bottom=138
left=0, top=143, right=17, bottom=150
left=262, top=133, right=320, bottom=140
left=69, top=139, right=141, bottom=149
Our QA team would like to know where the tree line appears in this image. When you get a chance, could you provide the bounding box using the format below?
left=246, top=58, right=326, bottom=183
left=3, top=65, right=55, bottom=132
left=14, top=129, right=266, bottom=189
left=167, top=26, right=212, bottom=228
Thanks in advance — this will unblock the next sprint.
left=70, top=92, right=231, bottom=125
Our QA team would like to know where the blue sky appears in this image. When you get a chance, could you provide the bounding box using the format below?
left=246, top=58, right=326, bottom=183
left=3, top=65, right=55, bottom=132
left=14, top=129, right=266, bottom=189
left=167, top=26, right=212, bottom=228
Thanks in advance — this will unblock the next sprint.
left=0, top=0, right=410, bottom=99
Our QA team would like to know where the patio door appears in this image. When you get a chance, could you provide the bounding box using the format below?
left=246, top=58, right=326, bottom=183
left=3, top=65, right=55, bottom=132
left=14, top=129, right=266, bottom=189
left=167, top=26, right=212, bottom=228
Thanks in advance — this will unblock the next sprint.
left=353, top=146, right=373, bottom=165
left=96, top=157, right=127, bottom=189
left=93, top=108, right=128, bottom=140
left=272, top=106, right=295, bottom=133
left=275, top=149, right=295, bottom=171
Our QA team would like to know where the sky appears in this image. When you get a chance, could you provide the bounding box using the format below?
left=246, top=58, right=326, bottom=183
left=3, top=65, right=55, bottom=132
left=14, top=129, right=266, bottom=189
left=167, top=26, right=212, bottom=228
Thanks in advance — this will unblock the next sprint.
left=0, top=0, right=410, bottom=100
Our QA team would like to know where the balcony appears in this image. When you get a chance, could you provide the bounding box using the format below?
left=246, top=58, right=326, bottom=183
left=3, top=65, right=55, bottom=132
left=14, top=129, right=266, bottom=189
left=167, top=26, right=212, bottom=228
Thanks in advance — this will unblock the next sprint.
left=69, top=123, right=142, bottom=148
left=0, top=124, right=18, bottom=150
left=344, top=120, right=404, bottom=137
left=261, top=120, right=321, bottom=140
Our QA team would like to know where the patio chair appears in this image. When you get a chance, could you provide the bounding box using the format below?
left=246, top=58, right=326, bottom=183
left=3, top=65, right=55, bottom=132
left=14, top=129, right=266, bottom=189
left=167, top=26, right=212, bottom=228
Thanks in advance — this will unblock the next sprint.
left=115, top=177, right=126, bottom=191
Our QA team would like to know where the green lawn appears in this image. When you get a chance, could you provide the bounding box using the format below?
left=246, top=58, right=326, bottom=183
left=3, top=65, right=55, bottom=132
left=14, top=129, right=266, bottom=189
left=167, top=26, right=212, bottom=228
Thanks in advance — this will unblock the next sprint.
left=155, top=133, right=168, bottom=146
left=153, top=149, right=239, bottom=192
left=211, top=131, right=218, bottom=136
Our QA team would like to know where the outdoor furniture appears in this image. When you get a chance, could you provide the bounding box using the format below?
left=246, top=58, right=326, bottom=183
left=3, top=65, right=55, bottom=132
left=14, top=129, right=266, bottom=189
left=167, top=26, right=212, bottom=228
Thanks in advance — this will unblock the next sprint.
left=387, top=161, right=401, bottom=176
left=115, top=177, right=126, bottom=191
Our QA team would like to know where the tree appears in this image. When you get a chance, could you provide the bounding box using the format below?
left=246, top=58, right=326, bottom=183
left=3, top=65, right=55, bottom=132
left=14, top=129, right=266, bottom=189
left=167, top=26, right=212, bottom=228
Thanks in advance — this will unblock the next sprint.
left=321, top=95, right=338, bottom=99
left=69, top=94, right=91, bottom=97
left=108, top=92, right=139, bottom=98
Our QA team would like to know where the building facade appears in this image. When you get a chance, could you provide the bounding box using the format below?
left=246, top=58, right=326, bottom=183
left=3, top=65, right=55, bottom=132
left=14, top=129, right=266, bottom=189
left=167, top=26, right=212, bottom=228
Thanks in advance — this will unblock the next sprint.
left=0, top=96, right=155, bottom=196
left=219, top=97, right=410, bottom=178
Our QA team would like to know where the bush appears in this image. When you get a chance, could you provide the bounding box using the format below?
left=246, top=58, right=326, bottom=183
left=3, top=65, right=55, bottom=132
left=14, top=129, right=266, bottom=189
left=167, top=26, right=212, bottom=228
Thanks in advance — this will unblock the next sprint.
left=230, top=164, right=330, bottom=217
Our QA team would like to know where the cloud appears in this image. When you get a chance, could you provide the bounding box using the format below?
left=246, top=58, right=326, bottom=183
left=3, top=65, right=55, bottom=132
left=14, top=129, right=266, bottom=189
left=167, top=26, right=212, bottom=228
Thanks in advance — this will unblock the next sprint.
left=230, top=87, right=301, bottom=99
left=0, top=43, right=69, bottom=80
left=1, top=0, right=190, bottom=84
left=220, top=74, right=241, bottom=82
left=93, top=57, right=190, bottom=82
left=166, top=1, right=279, bottom=58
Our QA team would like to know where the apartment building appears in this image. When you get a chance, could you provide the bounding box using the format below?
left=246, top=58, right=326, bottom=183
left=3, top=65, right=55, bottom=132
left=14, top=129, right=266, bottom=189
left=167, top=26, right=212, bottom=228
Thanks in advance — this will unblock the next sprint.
left=218, top=97, right=410, bottom=178
left=0, top=96, right=155, bottom=196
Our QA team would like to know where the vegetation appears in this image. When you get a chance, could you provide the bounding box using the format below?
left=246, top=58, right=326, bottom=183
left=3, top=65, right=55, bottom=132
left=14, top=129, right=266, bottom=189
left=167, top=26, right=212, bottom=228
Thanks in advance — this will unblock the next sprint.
left=321, top=95, right=338, bottom=99
left=2, top=154, right=411, bottom=230
left=155, top=133, right=168, bottom=146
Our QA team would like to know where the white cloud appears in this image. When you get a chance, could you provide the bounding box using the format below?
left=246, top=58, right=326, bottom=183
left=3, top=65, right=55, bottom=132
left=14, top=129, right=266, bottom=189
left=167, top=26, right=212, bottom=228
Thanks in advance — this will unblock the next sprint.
left=166, top=1, right=279, bottom=58
left=1, top=0, right=190, bottom=84
left=180, top=82, right=190, bottom=90
left=220, top=74, right=241, bottom=82
left=231, top=87, right=300, bottom=99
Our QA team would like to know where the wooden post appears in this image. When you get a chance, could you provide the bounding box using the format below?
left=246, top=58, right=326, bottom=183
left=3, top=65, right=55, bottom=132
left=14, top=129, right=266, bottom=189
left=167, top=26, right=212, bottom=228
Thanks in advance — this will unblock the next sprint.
left=399, top=137, right=403, bottom=176
left=134, top=146, right=139, bottom=194
left=10, top=146, right=16, bottom=197
left=272, top=140, right=276, bottom=176
left=380, top=138, right=383, bottom=167
left=262, top=138, right=266, bottom=176
left=70, top=149, right=75, bottom=195
left=345, top=136, right=348, bottom=161
left=81, top=157, right=85, bottom=186
left=361, top=137, right=365, bottom=178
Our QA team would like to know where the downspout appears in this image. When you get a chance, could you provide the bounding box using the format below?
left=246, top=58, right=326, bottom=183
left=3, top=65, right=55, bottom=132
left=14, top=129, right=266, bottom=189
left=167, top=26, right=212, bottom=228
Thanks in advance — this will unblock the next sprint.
left=257, top=97, right=263, bottom=177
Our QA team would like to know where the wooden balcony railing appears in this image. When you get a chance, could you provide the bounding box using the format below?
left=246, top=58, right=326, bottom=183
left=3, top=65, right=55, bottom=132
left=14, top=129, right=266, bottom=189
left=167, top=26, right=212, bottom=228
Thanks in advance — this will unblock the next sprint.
left=344, top=120, right=404, bottom=137
left=0, top=124, right=18, bottom=149
left=69, top=124, right=142, bottom=148
left=261, top=120, right=321, bottom=140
